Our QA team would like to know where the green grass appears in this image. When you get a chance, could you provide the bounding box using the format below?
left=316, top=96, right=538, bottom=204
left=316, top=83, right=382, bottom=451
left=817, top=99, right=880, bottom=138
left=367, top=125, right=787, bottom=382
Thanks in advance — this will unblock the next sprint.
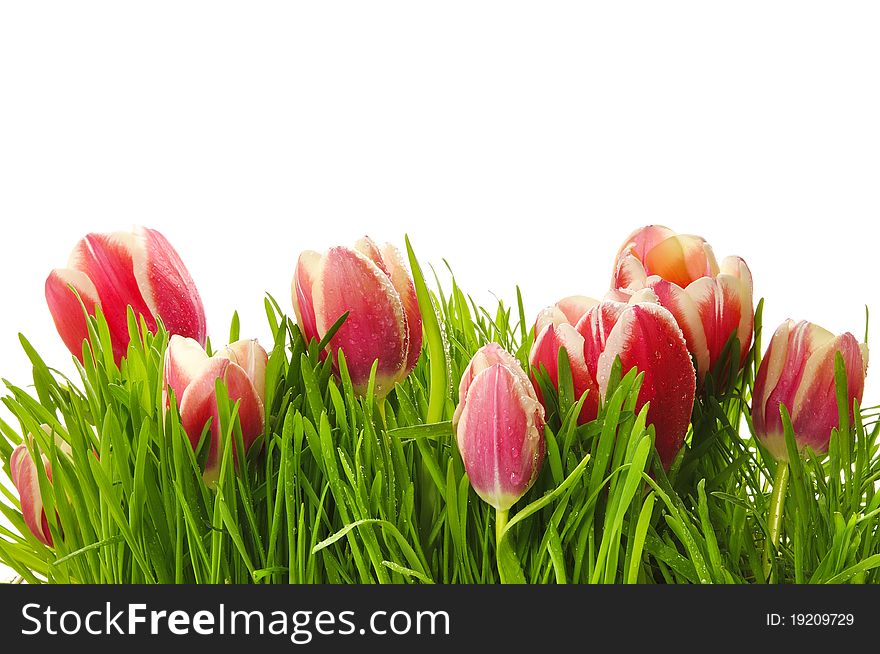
left=1, top=241, right=878, bottom=584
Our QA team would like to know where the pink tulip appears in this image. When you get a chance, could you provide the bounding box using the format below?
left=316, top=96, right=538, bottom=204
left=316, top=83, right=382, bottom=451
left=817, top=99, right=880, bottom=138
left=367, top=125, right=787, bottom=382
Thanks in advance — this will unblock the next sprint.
left=453, top=343, right=546, bottom=511
left=611, top=225, right=753, bottom=381
left=529, top=296, right=600, bottom=424
left=752, top=320, right=869, bottom=462
left=10, top=427, right=71, bottom=547
left=576, top=293, right=696, bottom=468
left=164, top=335, right=267, bottom=482
left=45, top=226, right=206, bottom=364
left=291, top=236, right=422, bottom=398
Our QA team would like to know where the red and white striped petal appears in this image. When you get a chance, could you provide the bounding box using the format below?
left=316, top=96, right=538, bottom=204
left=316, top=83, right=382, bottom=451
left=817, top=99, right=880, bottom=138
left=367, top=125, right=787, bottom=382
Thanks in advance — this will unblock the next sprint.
left=649, top=278, right=711, bottom=377
left=534, top=295, right=600, bottom=336
left=379, top=242, right=423, bottom=379
left=67, top=231, right=156, bottom=356
left=595, top=302, right=696, bottom=468
left=612, top=252, right=649, bottom=291
left=529, top=322, right=599, bottom=424
left=291, top=250, right=323, bottom=344
left=576, top=300, right=632, bottom=382
left=789, top=332, right=867, bottom=455
left=10, top=443, right=53, bottom=547
left=216, top=339, right=269, bottom=406
left=9, top=428, right=71, bottom=548
left=131, top=226, right=207, bottom=347
left=177, top=357, right=264, bottom=483
left=753, top=320, right=835, bottom=460
left=719, top=256, right=754, bottom=366
left=164, top=335, right=211, bottom=404
left=313, top=246, right=408, bottom=396
left=454, top=362, right=545, bottom=511
left=44, top=268, right=101, bottom=362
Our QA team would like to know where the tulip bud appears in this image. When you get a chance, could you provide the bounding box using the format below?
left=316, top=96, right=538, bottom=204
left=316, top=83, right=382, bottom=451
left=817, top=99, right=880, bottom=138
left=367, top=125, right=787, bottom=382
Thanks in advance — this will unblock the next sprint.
left=611, top=225, right=753, bottom=382
left=9, top=426, right=71, bottom=547
left=529, top=296, right=600, bottom=424
left=576, top=294, right=696, bottom=468
left=291, top=236, right=422, bottom=397
left=164, top=335, right=267, bottom=482
left=453, top=343, right=545, bottom=511
left=752, top=320, right=869, bottom=462
left=45, top=227, right=207, bottom=363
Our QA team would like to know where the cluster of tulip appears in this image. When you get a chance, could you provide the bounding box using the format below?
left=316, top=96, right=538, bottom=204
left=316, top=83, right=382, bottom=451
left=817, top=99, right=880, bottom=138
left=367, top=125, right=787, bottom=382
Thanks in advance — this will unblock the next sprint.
left=9, top=223, right=869, bottom=550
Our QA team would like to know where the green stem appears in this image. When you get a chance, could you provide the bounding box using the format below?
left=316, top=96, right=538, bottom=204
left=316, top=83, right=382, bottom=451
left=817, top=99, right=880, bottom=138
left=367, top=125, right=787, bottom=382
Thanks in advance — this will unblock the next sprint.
left=763, top=462, right=790, bottom=581
left=495, top=508, right=509, bottom=582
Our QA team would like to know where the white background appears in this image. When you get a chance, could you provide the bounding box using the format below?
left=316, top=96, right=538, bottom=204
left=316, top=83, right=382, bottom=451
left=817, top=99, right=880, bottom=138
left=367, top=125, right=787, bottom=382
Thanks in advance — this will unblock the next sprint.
left=1, top=2, right=878, bottom=579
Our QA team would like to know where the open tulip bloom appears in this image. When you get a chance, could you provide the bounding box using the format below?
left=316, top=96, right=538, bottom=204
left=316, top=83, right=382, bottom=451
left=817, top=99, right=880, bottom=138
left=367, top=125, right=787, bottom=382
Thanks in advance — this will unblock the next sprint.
left=610, top=225, right=754, bottom=387
left=2, top=227, right=879, bottom=586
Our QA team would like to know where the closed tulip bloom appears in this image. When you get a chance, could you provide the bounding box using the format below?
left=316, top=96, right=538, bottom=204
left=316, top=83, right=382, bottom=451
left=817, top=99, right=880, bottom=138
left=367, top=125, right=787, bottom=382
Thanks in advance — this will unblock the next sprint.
left=164, top=335, right=268, bottom=482
left=292, top=237, right=422, bottom=398
left=752, top=320, right=869, bottom=462
left=10, top=427, right=71, bottom=547
left=529, top=296, right=600, bottom=423
left=45, top=226, right=206, bottom=363
left=453, top=343, right=545, bottom=511
left=611, top=225, right=753, bottom=381
left=576, top=293, right=696, bottom=468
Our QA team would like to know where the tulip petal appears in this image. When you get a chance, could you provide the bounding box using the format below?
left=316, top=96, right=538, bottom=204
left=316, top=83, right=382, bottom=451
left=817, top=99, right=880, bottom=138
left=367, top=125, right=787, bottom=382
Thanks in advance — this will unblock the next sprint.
left=751, top=319, right=793, bottom=448
left=216, top=339, right=269, bottom=409
left=529, top=324, right=598, bottom=423
left=291, top=250, right=323, bottom=344
left=10, top=444, right=52, bottom=547
left=45, top=268, right=101, bottom=362
left=313, top=246, right=407, bottom=396
left=790, top=332, right=866, bottom=454
left=221, top=361, right=266, bottom=457
left=612, top=253, right=649, bottom=290
left=649, top=278, right=711, bottom=378
left=131, top=226, right=207, bottom=347
left=577, top=300, right=631, bottom=381
left=617, top=225, right=677, bottom=262
left=720, top=256, right=755, bottom=366
left=164, top=334, right=211, bottom=404
left=68, top=231, right=156, bottom=357
left=455, top=342, right=524, bottom=413
left=643, top=234, right=720, bottom=289
left=455, top=363, right=545, bottom=511
left=380, top=242, right=423, bottom=378
left=595, top=303, right=696, bottom=468
left=354, top=236, right=390, bottom=276
left=177, top=357, right=231, bottom=452
left=682, top=275, right=744, bottom=373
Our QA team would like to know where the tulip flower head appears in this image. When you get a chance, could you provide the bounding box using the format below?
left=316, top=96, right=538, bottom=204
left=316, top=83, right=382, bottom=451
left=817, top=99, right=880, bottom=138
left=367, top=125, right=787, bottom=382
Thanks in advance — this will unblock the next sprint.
left=10, top=426, right=72, bottom=547
left=752, top=320, right=869, bottom=462
left=164, top=335, right=268, bottom=483
left=576, top=292, right=697, bottom=468
left=453, top=343, right=546, bottom=511
left=45, top=226, right=207, bottom=364
left=611, top=225, right=753, bottom=383
left=529, top=295, right=600, bottom=424
left=292, top=237, right=422, bottom=398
